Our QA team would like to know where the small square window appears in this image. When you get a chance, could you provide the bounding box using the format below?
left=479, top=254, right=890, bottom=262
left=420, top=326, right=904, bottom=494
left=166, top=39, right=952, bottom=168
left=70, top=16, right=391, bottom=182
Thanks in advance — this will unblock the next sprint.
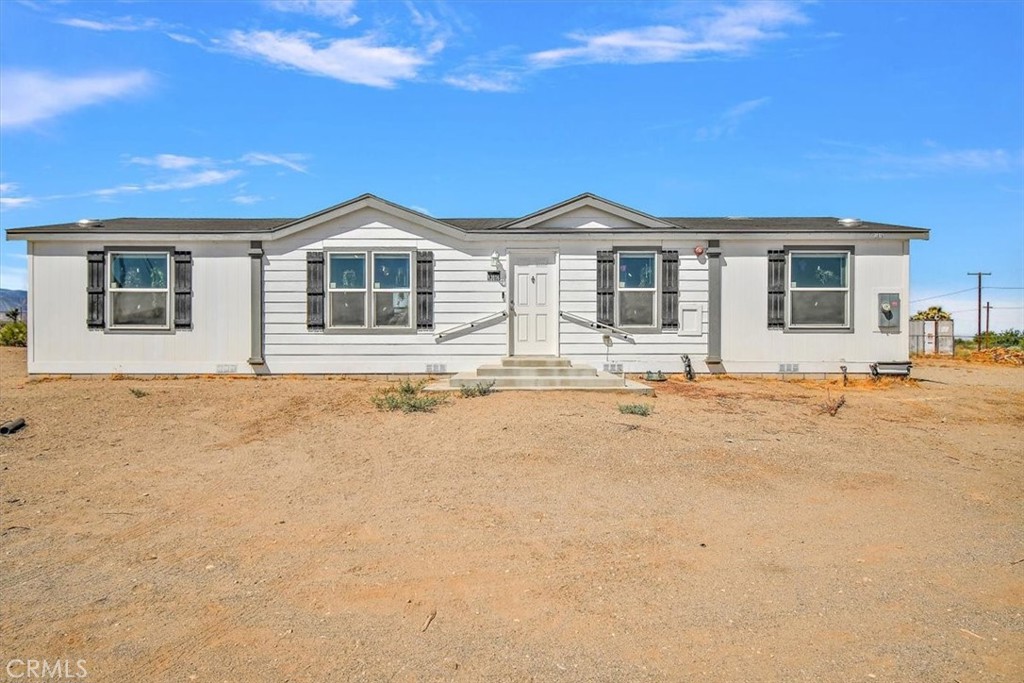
left=108, top=252, right=170, bottom=329
left=788, top=252, right=850, bottom=328
left=616, top=252, right=657, bottom=329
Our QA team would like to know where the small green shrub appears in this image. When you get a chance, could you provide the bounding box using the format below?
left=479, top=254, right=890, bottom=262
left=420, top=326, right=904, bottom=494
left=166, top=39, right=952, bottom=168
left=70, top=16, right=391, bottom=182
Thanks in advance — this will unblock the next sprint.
left=0, top=321, right=27, bottom=347
left=129, top=388, right=148, bottom=398
left=459, top=380, right=496, bottom=398
left=372, top=380, right=445, bottom=413
left=396, top=378, right=426, bottom=396
left=618, top=403, right=653, bottom=417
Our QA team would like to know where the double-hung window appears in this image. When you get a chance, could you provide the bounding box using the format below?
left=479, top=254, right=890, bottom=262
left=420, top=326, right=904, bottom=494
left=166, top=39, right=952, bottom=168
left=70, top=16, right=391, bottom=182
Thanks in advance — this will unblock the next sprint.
left=787, top=251, right=850, bottom=328
left=328, top=252, right=412, bottom=330
left=108, top=252, right=171, bottom=329
left=617, top=251, right=658, bottom=328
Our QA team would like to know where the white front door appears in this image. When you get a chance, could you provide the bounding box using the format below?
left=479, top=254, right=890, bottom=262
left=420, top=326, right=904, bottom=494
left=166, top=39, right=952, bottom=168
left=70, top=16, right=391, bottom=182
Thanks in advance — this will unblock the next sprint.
left=511, top=252, right=557, bottom=355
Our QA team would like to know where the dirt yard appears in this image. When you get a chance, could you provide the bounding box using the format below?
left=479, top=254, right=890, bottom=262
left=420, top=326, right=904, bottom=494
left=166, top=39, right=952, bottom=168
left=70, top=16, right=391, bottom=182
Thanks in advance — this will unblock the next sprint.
left=0, top=348, right=1021, bottom=682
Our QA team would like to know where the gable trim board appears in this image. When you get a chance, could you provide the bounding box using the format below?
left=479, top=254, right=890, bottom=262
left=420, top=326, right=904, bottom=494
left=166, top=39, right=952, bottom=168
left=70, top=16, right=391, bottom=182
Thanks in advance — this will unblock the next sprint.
left=6, top=193, right=928, bottom=376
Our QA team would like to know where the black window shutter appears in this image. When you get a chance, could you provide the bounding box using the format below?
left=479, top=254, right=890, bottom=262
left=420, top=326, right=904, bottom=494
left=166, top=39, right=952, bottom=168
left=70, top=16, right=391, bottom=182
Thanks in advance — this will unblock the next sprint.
left=768, top=250, right=786, bottom=328
left=307, top=251, right=325, bottom=329
left=596, top=250, right=615, bottom=326
left=416, top=251, right=434, bottom=330
left=661, top=250, right=679, bottom=330
left=87, top=251, right=105, bottom=328
left=173, top=251, right=193, bottom=329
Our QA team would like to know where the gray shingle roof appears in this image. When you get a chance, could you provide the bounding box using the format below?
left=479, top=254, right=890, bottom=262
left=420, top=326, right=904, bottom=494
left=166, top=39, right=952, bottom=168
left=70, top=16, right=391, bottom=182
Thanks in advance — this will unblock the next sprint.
left=7, top=217, right=293, bottom=234
left=5, top=192, right=928, bottom=237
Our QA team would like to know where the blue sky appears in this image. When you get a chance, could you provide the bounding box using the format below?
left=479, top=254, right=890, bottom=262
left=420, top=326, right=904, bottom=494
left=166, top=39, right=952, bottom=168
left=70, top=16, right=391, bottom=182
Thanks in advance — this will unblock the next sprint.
left=1, top=0, right=1022, bottom=331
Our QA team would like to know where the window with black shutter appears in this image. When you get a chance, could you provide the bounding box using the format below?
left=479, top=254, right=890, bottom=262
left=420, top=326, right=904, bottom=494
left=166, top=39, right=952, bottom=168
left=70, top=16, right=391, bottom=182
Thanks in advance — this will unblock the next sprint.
left=767, top=250, right=786, bottom=329
left=596, top=250, right=615, bottom=325
left=86, top=251, right=105, bottom=328
left=306, top=251, right=325, bottom=329
left=173, top=251, right=193, bottom=329
left=661, top=250, right=679, bottom=330
left=416, top=251, right=434, bottom=330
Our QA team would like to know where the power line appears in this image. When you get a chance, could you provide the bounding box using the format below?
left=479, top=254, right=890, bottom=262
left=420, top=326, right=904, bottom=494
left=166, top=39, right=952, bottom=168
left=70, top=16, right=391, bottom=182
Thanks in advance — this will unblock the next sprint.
left=948, top=306, right=1023, bottom=313
left=910, top=286, right=1023, bottom=304
left=910, top=287, right=974, bottom=303
left=968, top=272, right=991, bottom=350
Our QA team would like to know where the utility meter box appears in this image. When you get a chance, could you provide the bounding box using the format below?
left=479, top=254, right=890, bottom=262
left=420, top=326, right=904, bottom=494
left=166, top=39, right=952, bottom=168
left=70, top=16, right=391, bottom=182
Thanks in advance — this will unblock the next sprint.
left=878, top=293, right=901, bottom=332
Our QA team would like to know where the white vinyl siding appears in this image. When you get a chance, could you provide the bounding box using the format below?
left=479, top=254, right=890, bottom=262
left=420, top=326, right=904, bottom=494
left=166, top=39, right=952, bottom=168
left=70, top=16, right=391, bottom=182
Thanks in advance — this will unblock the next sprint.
left=558, top=245, right=709, bottom=374
left=263, top=211, right=508, bottom=373
left=28, top=242, right=251, bottom=374
left=720, top=240, right=909, bottom=373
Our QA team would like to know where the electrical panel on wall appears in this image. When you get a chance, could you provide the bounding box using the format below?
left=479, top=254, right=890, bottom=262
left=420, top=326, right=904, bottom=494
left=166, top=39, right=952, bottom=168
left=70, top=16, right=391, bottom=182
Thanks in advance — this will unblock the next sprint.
left=878, top=293, right=901, bottom=332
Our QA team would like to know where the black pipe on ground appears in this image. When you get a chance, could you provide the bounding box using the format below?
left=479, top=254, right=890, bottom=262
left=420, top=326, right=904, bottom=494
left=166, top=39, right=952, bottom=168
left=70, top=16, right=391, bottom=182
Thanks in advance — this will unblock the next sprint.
left=0, top=418, right=26, bottom=435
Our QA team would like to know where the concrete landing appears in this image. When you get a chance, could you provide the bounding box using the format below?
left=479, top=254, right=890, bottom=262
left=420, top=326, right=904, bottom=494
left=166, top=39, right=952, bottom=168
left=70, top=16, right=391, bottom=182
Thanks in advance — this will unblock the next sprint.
left=426, top=357, right=652, bottom=394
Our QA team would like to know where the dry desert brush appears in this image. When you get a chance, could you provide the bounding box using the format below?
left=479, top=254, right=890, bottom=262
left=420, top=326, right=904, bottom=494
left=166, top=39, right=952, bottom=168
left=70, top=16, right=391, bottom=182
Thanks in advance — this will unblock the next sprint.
left=372, top=379, right=446, bottom=413
left=619, top=403, right=654, bottom=417
left=459, top=380, right=496, bottom=398
left=818, top=390, right=847, bottom=417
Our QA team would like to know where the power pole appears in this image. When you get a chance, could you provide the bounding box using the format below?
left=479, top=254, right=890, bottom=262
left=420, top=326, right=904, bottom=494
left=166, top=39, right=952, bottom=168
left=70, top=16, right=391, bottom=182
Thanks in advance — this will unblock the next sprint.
left=985, top=301, right=992, bottom=344
left=968, top=272, right=991, bottom=350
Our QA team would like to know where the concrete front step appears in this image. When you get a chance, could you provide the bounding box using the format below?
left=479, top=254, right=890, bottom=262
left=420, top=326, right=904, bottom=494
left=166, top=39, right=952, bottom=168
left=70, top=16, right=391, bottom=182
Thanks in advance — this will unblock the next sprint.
left=477, top=364, right=598, bottom=377
left=500, top=356, right=572, bottom=368
left=423, top=356, right=652, bottom=393
left=434, top=370, right=651, bottom=393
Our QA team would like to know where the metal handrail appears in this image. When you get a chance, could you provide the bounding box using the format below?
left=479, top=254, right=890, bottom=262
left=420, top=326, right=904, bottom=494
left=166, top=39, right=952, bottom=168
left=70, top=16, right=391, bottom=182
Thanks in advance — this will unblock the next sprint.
left=434, top=310, right=509, bottom=343
left=559, top=311, right=635, bottom=343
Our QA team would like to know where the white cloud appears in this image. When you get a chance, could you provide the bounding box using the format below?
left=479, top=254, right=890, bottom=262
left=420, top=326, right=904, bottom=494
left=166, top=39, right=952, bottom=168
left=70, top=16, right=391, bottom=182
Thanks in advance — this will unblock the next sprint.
left=0, top=70, right=152, bottom=129
left=166, top=32, right=201, bottom=46
left=44, top=170, right=239, bottom=201
left=241, top=152, right=309, bottom=173
left=57, top=16, right=160, bottom=32
left=927, top=149, right=1014, bottom=172
left=220, top=29, right=429, bottom=88
left=0, top=197, right=35, bottom=208
left=266, top=0, right=359, bottom=27
left=129, top=154, right=210, bottom=170
left=443, top=71, right=520, bottom=93
left=529, top=1, right=807, bottom=67
left=0, top=182, right=34, bottom=209
left=232, top=193, right=265, bottom=205
left=144, top=169, right=242, bottom=192
left=696, top=96, right=770, bottom=141
left=812, top=141, right=1020, bottom=178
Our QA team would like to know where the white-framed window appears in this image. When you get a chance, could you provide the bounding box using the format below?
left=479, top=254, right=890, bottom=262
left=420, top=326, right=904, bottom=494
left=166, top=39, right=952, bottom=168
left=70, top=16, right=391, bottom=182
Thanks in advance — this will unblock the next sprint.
left=108, top=251, right=171, bottom=329
left=616, top=251, right=658, bottom=328
left=787, top=251, right=850, bottom=328
left=327, top=251, right=413, bottom=330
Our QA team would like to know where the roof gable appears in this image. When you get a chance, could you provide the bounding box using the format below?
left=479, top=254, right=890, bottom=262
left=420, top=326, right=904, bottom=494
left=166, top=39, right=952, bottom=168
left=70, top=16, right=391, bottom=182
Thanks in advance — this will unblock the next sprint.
left=493, top=193, right=675, bottom=230
left=268, top=193, right=466, bottom=241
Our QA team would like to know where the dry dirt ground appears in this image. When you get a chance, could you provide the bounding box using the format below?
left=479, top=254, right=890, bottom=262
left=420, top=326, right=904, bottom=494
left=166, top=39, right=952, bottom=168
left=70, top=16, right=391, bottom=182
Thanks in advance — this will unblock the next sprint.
left=0, top=347, right=1021, bottom=682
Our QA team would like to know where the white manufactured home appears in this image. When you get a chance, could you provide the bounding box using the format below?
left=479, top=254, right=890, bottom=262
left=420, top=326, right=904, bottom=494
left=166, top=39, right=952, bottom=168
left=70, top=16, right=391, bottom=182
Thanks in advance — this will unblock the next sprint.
left=7, top=193, right=928, bottom=378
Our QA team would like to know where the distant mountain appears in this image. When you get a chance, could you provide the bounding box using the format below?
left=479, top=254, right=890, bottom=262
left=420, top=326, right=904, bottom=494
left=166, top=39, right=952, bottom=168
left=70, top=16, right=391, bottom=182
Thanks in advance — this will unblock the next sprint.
left=0, top=289, right=27, bottom=316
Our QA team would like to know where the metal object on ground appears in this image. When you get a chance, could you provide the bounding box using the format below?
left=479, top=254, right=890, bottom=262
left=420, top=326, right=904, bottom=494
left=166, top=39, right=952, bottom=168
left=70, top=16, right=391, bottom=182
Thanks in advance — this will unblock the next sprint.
left=682, top=355, right=695, bottom=381
left=0, top=418, right=26, bottom=435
